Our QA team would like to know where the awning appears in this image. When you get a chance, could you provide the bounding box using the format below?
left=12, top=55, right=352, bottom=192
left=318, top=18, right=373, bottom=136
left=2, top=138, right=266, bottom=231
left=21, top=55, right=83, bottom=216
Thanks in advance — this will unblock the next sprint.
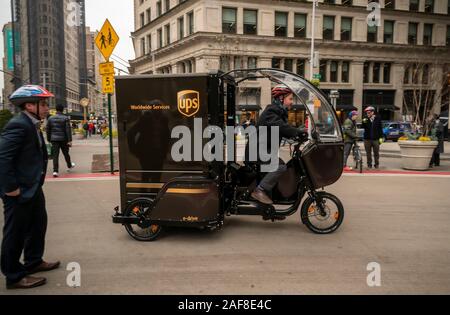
left=292, top=104, right=306, bottom=111
left=237, top=105, right=262, bottom=111
left=69, top=112, right=84, bottom=120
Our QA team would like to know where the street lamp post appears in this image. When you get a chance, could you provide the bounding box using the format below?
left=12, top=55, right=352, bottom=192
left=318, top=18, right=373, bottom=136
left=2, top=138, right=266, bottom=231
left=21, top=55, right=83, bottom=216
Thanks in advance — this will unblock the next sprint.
left=310, top=0, right=318, bottom=81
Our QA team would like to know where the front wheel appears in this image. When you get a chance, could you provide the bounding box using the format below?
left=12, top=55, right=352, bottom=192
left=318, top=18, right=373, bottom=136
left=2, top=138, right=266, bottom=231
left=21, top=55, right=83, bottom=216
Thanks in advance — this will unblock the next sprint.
left=124, top=198, right=163, bottom=242
left=301, top=192, right=344, bottom=234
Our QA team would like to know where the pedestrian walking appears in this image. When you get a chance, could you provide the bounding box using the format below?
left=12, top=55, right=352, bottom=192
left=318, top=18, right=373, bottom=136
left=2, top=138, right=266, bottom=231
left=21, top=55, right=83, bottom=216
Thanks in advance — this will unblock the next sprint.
left=0, top=85, right=61, bottom=290
left=362, top=106, right=383, bottom=169
left=46, top=104, right=75, bottom=178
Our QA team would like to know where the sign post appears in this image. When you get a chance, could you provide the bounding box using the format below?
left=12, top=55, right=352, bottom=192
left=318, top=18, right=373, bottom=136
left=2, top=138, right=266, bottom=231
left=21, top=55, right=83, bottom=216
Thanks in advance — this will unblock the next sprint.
left=95, top=19, right=119, bottom=175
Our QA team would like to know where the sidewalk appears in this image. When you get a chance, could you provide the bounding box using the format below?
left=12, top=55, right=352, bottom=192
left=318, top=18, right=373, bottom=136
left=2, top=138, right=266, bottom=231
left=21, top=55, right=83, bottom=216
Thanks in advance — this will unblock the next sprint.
left=362, top=141, right=450, bottom=161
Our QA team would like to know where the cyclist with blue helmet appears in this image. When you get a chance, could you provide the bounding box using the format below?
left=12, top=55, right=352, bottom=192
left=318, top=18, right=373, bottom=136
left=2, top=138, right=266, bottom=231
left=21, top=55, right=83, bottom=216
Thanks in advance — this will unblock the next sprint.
left=343, top=110, right=359, bottom=171
left=0, top=85, right=60, bottom=290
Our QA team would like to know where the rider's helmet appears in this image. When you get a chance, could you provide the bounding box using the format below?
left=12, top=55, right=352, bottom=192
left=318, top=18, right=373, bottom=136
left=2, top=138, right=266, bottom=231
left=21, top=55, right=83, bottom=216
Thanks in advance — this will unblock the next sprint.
left=349, top=110, right=359, bottom=119
left=272, top=84, right=293, bottom=100
left=9, top=85, right=54, bottom=107
left=364, top=106, right=375, bottom=113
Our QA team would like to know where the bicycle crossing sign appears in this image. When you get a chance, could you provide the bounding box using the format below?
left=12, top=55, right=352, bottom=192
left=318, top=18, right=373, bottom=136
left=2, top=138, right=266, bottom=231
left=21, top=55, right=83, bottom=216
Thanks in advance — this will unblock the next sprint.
left=95, top=19, right=119, bottom=61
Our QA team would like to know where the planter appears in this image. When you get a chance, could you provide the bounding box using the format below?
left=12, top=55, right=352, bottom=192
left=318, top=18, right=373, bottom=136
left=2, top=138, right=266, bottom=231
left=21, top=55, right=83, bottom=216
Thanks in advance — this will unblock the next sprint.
left=398, top=140, right=438, bottom=171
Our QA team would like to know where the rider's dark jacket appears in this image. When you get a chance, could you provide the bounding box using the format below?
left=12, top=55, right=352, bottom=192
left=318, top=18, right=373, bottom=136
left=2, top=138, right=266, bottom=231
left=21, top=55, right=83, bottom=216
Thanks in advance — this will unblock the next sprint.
left=246, top=100, right=304, bottom=162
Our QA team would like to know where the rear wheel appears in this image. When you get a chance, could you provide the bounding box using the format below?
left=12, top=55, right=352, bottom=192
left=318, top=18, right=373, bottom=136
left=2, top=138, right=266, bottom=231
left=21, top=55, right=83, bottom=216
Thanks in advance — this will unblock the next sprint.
left=124, top=198, right=163, bottom=242
left=301, top=192, right=344, bottom=234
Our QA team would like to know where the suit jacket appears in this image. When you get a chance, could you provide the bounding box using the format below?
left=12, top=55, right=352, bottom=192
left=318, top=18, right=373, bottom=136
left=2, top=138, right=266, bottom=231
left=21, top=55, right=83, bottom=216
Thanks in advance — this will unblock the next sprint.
left=0, top=112, right=48, bottom=202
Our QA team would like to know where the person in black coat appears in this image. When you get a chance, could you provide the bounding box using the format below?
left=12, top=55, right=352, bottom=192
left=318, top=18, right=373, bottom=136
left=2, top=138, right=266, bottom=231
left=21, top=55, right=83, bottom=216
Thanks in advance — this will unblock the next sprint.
left=46, top=104, right=75, bottom=177
left=362, top=106, right=383, bottom=169
left=0, top=85, right=60, bottom=290
left=250, top=84, right=307, bottom=207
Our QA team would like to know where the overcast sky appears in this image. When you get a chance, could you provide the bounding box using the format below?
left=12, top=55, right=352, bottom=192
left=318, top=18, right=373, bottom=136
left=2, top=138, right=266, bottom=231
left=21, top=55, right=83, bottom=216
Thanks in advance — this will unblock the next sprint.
left=0, top=0, right=135, bottom=99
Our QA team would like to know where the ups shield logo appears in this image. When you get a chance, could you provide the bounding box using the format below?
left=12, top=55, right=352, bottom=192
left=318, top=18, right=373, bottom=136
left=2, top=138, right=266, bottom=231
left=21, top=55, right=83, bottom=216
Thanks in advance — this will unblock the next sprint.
left=178, top=90, right=200, bottom=117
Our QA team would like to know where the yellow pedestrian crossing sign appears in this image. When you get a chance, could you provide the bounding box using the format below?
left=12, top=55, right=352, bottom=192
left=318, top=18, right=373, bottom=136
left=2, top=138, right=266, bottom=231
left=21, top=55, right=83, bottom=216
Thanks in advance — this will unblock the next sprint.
left=102, top=75, right=115, bottom=94
left=95, top=19, right=119, bottom=61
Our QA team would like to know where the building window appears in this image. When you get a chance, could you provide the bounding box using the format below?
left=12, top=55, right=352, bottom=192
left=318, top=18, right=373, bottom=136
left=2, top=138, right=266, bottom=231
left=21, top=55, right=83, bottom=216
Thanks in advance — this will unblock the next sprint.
left=146, top=34, right=151, bottom=53
left=187, top=11, right=194, bottom=35
left=323, top=16, right=335, bottom=40
left=234, top=56, right=243, bottom=70
left=275, top=12, right=288, bottom=37
left=367, top=25, right=377, bottom=43
left=248, top=57, right=257, bottom=69
left=294, top=13, right=307, bottom=38
left=408, top=22, right=418, bottom=45
left=165, top=0, right=170, bottom=12
left=157, top=28, right=163, bottom=48
left=423, top=24, right=433, bottom=46
left=384, top=20, right=394, bottom=44
left=243, top=9, right=257, bottom=35
left=342, top=61, right=350, bottom=83
left=178, top=16, right=184, bottom=40
left=385, top=0, right=395, bottom=9
left=330, top=61, right=338, bottom=82
left=341, top=17, right=352, bottom=41
left=373, top=62, right=381, bottom=83
left=284, top=59, right=293, bottom=72
left=222, top=8, right=237, bottom=34
left=383, top=63, right=391, bottom=84
left=424, top=0, right=434, bottom=13
left=140, top=37, right=145, bottom=56
left=146, top=9, right=151, bottom=24
left=447, top=25, right=450, bottom=46
left=220, top=56, right=230, bottom=72
left=410, top=0, right=419, bottom=11
left=164, top=24, right=170, bottom=45
left=156, top=1, right=162, bottom=17
left=320, top=60, right=328, bottom=82
left=272, top=58, right=281, bottom=69
left=297, top=59, right=305, bottom=77
left=422, top=64, right=429, bottom=84
left=140, top=13, right=145, bottom=28
left=404, top=65, right=410, bottom=84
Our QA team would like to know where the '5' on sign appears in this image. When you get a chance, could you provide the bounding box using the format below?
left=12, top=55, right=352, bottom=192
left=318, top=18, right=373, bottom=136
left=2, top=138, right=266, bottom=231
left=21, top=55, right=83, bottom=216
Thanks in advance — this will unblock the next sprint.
left=102, top=75, right=115, bottom=94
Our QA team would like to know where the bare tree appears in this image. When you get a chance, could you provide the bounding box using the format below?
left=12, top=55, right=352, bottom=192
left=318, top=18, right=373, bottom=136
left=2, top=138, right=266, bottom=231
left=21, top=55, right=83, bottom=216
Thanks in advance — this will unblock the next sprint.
left=403, top=59, right=449, bottom=136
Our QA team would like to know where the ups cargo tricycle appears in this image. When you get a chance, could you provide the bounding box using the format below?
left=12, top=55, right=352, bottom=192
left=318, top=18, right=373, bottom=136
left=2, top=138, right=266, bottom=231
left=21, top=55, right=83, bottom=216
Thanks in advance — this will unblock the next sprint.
left=112, top=69, right=345, bottom=241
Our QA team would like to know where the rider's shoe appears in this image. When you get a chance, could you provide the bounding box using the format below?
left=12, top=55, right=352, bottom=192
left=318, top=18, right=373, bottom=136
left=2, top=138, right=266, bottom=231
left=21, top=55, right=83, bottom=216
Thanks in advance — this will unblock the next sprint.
left=251, top=188, right=273, bottom=205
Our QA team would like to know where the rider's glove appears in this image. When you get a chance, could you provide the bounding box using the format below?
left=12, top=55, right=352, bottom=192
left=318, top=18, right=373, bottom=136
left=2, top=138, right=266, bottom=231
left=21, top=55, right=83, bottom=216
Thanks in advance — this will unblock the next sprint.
left=296, top=130, right=309, bottom=141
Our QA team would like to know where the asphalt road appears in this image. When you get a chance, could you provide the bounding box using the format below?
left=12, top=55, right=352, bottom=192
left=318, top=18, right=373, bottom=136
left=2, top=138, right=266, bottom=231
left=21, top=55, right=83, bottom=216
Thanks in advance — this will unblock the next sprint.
left=1, top=174, right=449, bottom=295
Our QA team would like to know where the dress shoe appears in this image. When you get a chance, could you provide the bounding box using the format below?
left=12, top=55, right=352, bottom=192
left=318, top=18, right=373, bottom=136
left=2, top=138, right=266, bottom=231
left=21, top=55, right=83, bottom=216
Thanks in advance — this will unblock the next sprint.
left=251, top=188, right=273, bottom=205
left=7, top=276, right=46, bottom=290
left=27, top=261, right=61, bottom=275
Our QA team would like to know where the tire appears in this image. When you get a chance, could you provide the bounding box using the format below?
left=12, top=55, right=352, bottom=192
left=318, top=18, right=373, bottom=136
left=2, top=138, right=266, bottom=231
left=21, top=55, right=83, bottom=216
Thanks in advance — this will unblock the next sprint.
left=123, top=198, right=163, bottom=242
left=301, top=192, right=345, bottom=234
